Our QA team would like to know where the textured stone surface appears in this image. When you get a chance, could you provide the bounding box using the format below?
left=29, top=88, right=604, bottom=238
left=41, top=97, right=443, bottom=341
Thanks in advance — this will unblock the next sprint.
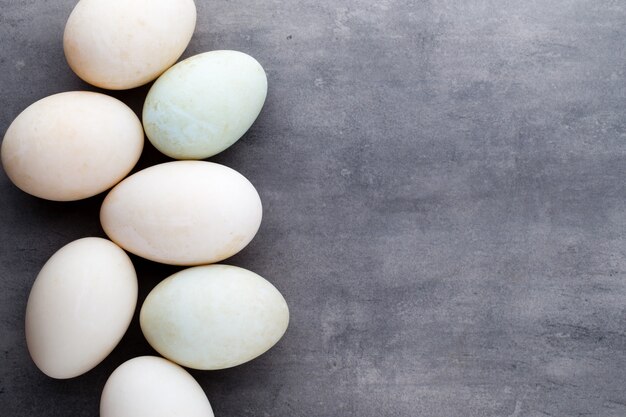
left=1, top=1, right=626, bottom=416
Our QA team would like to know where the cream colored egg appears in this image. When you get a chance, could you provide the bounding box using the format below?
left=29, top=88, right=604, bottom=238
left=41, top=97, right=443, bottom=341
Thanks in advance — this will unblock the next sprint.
left=25, top=238, right=137, bottom=379
left=140, top=265, right=289, bottom=370
left=100, top=356, right=214, bottom=417
left=143, top=50, right=267, bottom=159
left=100, top=161, right=262, bottom=265
left=64, top=0, right=197, bottom=90
left=1, top=91, right=143, bottom=201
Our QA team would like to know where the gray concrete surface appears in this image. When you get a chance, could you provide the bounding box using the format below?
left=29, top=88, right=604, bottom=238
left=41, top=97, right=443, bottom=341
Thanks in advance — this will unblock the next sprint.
left=2, top=1, right=626, bottom=416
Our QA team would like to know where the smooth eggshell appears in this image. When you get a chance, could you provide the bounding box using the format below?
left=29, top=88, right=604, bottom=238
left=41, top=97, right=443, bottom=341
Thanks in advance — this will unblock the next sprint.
left=140, top=264, right=289, bottom=370
left=100, top=356, right=214, bottom=417
left=100, top=161, right=262, bottom=265
left=64, top=0, right=197, bottom=90
left=1, top=91, right=143, bottom=201
left=25, top=238, right=137, bottom=379
left=143, top=50, right=267, bottom=159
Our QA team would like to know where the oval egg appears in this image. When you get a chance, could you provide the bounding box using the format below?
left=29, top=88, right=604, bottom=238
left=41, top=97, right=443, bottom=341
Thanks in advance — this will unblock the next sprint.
left=1, top=91, right=143, bottom=201
left=100, top=161, right=262, bottom=265
left=140, top=265, right=289, bottom=370
left=64, top=0, right=197, bottom=90
left=143, top=50, right=267, bottom=159
left=101, top=356, right=214, bottom=417
left=25, top=238, right=137, bottom=379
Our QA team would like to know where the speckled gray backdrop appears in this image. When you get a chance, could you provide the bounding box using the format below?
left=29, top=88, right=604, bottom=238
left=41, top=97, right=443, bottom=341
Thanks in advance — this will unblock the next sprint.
left=1, top=1, right=626, bottom=416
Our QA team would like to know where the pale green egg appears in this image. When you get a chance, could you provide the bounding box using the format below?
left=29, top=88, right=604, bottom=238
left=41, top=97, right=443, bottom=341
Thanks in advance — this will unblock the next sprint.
left=140, top=265, right=289, bottom=370
left=142, top=50, right=268, bottom=160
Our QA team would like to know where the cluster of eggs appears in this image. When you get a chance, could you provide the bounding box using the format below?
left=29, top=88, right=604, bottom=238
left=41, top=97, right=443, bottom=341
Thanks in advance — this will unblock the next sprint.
left=1, top=0, right=289, bottom=416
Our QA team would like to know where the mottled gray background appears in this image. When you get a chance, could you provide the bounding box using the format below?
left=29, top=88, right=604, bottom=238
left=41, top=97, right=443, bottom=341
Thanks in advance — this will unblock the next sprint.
left=1, top=1, right=626, bottom=416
